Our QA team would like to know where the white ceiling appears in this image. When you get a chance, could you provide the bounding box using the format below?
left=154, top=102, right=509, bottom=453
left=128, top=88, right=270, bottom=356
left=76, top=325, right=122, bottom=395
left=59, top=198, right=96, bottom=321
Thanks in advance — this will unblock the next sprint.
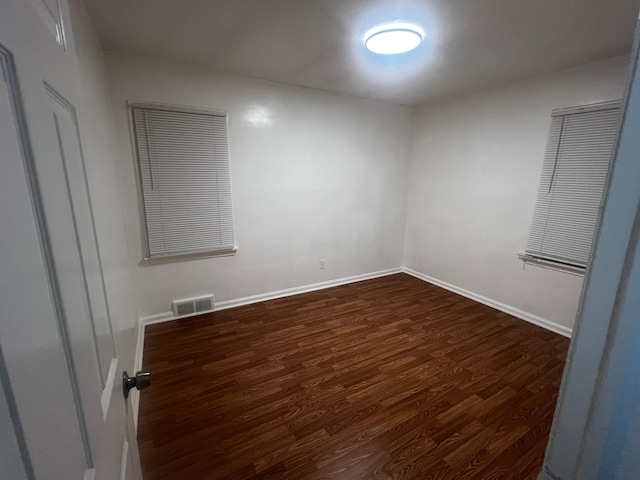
left=84, top=0, right=638, bottom=106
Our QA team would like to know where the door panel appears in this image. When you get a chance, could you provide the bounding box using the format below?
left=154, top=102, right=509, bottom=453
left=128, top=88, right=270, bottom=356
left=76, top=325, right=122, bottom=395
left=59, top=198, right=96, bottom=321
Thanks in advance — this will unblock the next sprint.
left=45, top=84, right=116, bottom=387
left=43, top=83, right=114, bottom=456
left=0, top=0, right=137, bottom=478
left=0, top=43, right=89, bottom=480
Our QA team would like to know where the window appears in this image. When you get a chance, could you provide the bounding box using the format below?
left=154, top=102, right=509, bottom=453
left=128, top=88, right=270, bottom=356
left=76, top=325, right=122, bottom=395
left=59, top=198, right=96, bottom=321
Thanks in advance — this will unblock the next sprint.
left=130, top=103, right=235, bottom=261
left=524, top=100, right=621, bottom=270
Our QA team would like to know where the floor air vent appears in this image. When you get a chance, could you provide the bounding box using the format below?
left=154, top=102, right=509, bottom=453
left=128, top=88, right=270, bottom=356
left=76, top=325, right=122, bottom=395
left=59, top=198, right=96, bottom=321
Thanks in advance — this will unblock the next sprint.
left=172, top=295, right=214, bottom=317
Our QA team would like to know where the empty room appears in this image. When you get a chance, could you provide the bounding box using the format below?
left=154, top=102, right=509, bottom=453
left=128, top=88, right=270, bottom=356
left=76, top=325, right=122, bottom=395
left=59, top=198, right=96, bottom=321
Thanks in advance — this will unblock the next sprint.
left=2, top=0, right=640, bottom=480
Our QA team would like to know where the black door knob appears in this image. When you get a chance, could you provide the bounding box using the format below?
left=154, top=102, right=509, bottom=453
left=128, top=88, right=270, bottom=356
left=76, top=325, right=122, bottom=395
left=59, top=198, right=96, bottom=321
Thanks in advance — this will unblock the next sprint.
left=122, top=370, right=151, bottom=399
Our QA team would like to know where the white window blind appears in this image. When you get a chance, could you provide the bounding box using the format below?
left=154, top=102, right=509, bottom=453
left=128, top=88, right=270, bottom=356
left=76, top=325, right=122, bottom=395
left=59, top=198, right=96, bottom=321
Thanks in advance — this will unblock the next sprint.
left=525, top=101, right=621, bottom=269
left=131, top=104, right=235, bottom=260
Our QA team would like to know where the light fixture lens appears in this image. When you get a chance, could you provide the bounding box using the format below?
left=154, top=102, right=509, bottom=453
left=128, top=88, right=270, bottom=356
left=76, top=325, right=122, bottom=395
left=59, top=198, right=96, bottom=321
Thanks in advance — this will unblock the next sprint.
left=365, top=27, right=423, bottom=54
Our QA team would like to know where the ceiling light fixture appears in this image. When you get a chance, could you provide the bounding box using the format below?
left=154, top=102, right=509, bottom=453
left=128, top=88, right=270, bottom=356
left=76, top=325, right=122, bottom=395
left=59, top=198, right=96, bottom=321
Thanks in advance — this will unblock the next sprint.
left=364, top=24, right=423, bottom=55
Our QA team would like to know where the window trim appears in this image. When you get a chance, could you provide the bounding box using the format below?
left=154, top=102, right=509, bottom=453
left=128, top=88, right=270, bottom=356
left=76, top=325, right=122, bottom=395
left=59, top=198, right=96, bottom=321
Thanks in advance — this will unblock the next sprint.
left=127, top=101, right=237, bottom=263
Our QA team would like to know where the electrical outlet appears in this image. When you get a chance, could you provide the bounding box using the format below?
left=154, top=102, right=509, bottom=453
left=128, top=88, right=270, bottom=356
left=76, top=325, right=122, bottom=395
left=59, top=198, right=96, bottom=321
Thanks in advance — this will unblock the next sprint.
left=319, top=259, right=326, bottom=269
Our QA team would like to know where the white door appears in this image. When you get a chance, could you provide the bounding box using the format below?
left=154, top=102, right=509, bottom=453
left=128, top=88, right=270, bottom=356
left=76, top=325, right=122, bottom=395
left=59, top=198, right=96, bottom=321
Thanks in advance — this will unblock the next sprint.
left=0, top=0, right=140, bottom=479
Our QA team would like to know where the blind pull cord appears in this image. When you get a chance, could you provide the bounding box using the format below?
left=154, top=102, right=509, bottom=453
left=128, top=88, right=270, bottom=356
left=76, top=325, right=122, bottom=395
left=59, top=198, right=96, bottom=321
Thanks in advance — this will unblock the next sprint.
left=143, top=111, right=156, bottom=190
left=548, top=116, right=565, bottom=194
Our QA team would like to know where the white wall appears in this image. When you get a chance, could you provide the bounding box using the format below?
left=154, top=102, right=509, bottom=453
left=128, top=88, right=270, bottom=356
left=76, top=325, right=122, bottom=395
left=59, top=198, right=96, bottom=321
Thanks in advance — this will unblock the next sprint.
left=404, top=55, right=629, bottom=331
left=105, top=53, right=412, bottom=318
left=68, top=0, right=139, bottom=370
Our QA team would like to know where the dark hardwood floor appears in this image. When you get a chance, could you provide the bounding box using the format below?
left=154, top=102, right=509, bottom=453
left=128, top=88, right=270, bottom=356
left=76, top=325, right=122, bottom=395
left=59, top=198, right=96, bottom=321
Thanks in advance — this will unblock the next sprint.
left=138, top=273, right=569, bottom=480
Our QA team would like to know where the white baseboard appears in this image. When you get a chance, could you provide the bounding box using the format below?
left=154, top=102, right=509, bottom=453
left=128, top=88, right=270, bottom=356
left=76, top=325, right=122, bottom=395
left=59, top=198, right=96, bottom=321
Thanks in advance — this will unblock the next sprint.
left=213, top=268, right=402, bottom=311
left=138, top=311, right=174, bottom=326
left=402, top=267, right=572, bottom=338
left=138, top=267, right=403, bottom=327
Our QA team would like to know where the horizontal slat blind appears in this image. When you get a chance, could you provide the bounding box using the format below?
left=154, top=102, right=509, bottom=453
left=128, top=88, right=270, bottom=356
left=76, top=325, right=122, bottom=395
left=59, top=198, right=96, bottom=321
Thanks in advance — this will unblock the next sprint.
left=526, top=105, right=620, bottom=267
left=131, top=105, right=234, bottom=259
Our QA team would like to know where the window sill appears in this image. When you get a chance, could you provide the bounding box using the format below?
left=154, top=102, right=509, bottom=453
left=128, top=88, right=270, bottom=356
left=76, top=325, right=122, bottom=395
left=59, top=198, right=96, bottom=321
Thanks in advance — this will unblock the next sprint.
left=517, top=252, right=586, bottom=277
left=143, top=246, right=238, bottom=265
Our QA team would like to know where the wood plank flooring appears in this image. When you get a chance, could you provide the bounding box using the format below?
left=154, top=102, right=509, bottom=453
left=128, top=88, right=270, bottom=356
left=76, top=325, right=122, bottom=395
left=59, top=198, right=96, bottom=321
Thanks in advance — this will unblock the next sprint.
left=138, top=273, right=569, bottom=480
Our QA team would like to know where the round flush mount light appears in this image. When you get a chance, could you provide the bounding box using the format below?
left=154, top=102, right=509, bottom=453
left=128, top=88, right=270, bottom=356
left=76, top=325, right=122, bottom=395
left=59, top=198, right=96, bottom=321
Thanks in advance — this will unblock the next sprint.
left=364, top=24, right=423, bottom=54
